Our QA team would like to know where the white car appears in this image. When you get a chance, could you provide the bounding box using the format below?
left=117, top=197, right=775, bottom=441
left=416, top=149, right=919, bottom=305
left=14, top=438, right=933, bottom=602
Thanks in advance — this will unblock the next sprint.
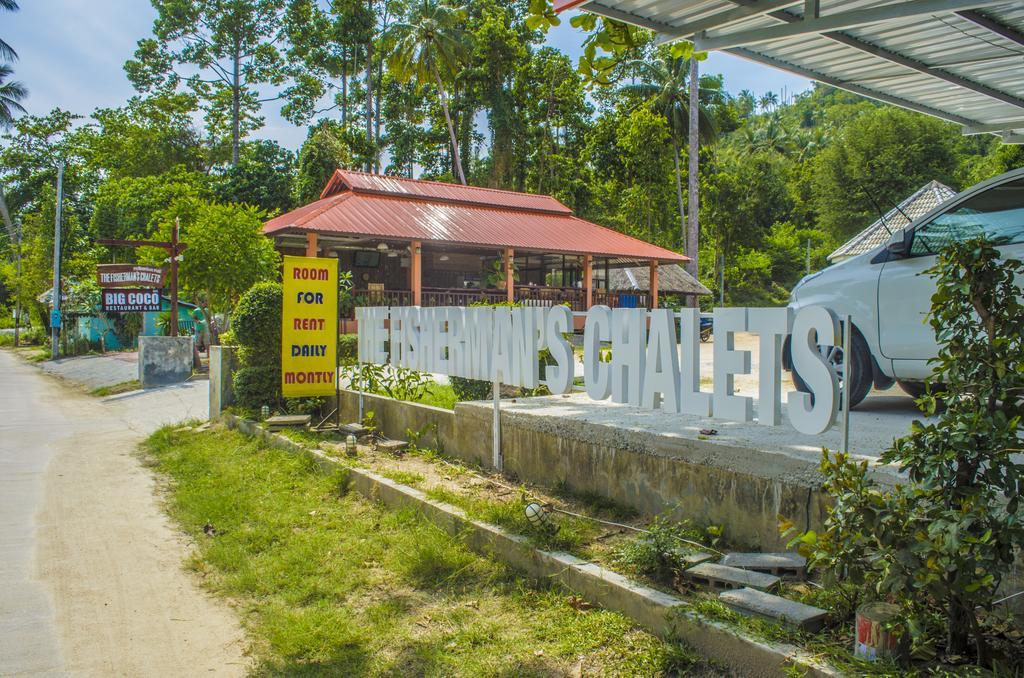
left=784, top=167, right=1024, bottom=409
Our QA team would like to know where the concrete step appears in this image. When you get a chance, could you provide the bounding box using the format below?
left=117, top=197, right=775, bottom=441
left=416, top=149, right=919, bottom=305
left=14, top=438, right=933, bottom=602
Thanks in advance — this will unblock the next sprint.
left=719, top=552, right=807, bottom=578
left=719, top=587, right=828, bottom=633
left=265, top=414, right=311, bottom=430
left=673, top=549, right=715, bottom=567
left=685, top=562, right=781, bottom=592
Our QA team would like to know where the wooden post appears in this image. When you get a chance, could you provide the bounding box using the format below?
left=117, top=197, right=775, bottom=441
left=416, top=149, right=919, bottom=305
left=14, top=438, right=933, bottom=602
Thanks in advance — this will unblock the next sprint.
left=305, top=232, right=318, bottom=257
left=505, top=248, right=514, bottom=304
left=170, top=218, right=180, bottom=337
left=411, top=240, right=422, bottom=306
left=649, top=260, right=659, bottom=309
left=583, top=254, right=593, bottom=309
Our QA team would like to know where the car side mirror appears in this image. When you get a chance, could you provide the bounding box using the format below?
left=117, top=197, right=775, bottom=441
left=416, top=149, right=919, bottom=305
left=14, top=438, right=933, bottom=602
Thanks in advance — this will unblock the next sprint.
left=886, top=230, right=910, bottom=258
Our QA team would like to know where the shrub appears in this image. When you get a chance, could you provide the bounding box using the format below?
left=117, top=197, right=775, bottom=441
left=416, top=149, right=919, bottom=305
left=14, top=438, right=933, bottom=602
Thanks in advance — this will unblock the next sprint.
left=233, top=365, right=282, bottom=409
left=339, top=333, right=358, bottom=365
left=790, top=239, right=1024, bottom=662
left=450, top=376, right=492, bottom=401
left=231, top=281, right=282, bottom=363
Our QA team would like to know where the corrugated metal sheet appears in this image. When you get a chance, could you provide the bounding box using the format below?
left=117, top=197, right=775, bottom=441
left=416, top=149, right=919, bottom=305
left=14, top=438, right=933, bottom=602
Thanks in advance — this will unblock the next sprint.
left=266, top=176, right=687, bottom=262
left=828, top=180, right=959, bottom=261
left=558, top=0, right=1024, bottom=139
left=322, top=169, right=573, bottom=214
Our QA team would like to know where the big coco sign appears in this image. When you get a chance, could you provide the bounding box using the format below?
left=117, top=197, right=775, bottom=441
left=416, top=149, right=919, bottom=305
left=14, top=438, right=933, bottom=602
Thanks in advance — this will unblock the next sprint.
left=357, top=304, right=842, bottom=435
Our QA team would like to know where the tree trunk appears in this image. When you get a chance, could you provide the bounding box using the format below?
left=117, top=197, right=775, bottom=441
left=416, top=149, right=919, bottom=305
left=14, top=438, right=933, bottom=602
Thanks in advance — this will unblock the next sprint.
left=232, top=43, right=241, bottom=166
left=342, top=50, right=348, bottom=126
left=672, top=139, right=686, bottom=251
left=433, top=65, right=466, bottom=185
left=365, top=13, right=374, bottom=173
left=686, top=57, right=700, bottom=302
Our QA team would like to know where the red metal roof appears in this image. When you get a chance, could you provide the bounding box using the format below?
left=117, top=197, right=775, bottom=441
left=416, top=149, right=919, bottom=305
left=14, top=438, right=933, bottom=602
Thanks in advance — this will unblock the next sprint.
left=266, top=170, right=686, bottom=263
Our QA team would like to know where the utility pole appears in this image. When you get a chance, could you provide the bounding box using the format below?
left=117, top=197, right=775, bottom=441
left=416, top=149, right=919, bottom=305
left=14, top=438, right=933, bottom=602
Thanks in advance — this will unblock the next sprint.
left=14, top=220, right=21, bottom=347
left=170, top=218, right=180, bottom=338
left=51, top=163, right=65, bottom=359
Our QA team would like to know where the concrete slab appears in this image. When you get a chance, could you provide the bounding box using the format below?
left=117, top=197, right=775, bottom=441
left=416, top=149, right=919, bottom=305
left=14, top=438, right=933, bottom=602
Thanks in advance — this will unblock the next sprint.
left=38, top=351, right=139, bottom=390
left=720, top=587, right=828, bottom=632
left=686, top=562, right=781, bottom=592
left=720, top=552, right=807, bottom=578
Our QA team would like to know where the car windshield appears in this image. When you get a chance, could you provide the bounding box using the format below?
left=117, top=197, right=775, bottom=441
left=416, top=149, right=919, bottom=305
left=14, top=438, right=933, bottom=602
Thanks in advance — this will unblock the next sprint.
left=912, top=178, right=1024, bottom=255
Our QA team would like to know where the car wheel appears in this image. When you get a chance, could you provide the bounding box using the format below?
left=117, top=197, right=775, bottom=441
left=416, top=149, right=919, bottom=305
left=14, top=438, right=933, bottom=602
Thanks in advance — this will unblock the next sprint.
left=791, top=325, right=873, bottom=410
left=897, top=380, right=927, bottom=400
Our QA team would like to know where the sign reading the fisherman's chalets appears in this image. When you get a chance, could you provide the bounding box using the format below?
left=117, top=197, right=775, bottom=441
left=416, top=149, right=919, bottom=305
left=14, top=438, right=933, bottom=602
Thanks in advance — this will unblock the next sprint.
left=280, top=255, right=339, bottom=397
left=97, top=264, right=167, bottom=288
left=101, top=288, right=163, bottom=313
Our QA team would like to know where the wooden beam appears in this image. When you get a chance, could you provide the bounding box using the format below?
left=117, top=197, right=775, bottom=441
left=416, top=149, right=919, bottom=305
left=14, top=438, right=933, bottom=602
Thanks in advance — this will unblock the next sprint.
left=505, top=248, right=515, bottom=304
left=649, top=260, right=659, bottom=310
left=583, top=254, right=593, bottom=309
left=305, top=232, right=319, bottom=257
left=411, top=240, right=422, bottom=306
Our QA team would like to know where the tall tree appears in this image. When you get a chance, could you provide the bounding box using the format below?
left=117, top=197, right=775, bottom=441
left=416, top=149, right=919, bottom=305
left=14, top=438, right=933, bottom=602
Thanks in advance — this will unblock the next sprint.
left=619, top=52, right=715, bottom=257
left=0, top=0, right=26, bottom=129
left=125, top=0, right=287, bottom=165
left=386, top=0, right=472, bottom=184
left=0, top=64, right=25, bottom=129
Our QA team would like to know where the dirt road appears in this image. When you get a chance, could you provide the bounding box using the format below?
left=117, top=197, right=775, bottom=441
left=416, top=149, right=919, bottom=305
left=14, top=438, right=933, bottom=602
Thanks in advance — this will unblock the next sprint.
left=0, top=350, right=249, bottom=676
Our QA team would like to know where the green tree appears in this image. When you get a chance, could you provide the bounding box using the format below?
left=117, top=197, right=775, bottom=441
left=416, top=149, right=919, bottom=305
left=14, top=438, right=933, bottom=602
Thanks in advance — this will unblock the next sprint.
left=293, top=120, right=359, bottom=205
left=795, top=240, right=1024, bottom=663
left=91, top=168, right=210, bottom=241
left=619, top=52, right=717, bottom=258
left=213, top=140, right=295, bottom=214
left=125, top=0, right=287, bottom=165
left=0, top=64, right=25, bottom=129
left=83, top=93, right=207, bottom=178
left=812, top=106, right=959, bottom=239
left=386, top=0, right=472, bottom=184
left=147, top=199, right=280, bottom=339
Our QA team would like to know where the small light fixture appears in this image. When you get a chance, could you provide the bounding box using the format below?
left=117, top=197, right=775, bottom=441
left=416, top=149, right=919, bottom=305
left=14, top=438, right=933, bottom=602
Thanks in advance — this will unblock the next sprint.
left=377, top=243, right=389, bottom=251
left=439, top=254, right=449, bottom=262
left=345, top=434, right=357, bottom=457
left=387, top=251, right=398, bottom=258
left=261, top=405, right=270, bottom=420
left=525, top=502, right=551, bottom=529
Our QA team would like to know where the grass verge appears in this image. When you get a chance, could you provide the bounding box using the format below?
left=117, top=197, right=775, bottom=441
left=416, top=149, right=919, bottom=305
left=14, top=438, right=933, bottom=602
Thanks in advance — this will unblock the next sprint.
left=90, top=380, right=141, bottom=397
left=142, top=426, right=710, bottom=676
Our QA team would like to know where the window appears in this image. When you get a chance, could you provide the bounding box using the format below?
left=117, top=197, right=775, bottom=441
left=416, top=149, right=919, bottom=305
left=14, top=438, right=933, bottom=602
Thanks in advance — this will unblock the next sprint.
left=911, top=178, right=1024, bottom=255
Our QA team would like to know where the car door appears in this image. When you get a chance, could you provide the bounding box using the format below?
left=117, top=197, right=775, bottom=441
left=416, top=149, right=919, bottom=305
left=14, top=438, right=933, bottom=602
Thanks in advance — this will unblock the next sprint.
left=878, top=176, right=1024, bottom=370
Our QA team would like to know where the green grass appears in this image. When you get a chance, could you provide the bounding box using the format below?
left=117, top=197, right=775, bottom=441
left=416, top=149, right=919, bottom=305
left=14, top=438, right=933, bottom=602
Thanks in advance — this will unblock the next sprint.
left=90, top=380, right=141, bottom=397
left=0, top=334, right=12, bottom=347
left=142, top=427, right=702, bottom=676
left=380, top=469, right=426, bottom=487
left=415, top=382, right=458, bottom=410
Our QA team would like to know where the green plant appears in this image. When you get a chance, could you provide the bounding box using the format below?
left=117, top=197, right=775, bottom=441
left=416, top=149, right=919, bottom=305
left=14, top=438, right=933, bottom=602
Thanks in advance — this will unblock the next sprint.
left=231, top=281, right=282, bottom=363
left=612, top=516, right=700, bottom=582
left=338, top=333, right=358, bottom=365
left=449, top=375, right=492, bottom=401
left=233, top=365, right=282, bottom=410
left=790, top=239, right=1024, bottom=663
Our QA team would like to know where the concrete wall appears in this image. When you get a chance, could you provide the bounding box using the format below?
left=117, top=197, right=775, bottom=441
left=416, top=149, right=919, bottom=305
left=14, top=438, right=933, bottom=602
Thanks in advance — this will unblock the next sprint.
left=138, top=336, right=193, bottom=387
left=335, top=388, right=842, bottom=550
left=209, top=345, right=238, bottom=418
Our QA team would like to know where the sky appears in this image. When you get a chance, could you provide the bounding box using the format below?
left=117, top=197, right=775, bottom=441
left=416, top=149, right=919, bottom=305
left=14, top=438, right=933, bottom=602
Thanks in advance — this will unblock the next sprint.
left=4, top=0, right=813, bottom=152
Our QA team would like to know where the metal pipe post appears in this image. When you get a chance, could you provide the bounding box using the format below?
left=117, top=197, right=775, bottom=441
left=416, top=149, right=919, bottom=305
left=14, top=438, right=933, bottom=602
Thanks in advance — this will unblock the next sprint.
left=51, top=163, right=64, bottom=358
left=841, top=315, right=852, bottom=454
left=492, top=378, right=502, bottom=472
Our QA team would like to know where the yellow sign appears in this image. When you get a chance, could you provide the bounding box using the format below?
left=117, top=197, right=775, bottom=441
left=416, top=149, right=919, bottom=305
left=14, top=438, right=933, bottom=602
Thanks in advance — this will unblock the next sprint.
left=281, top=255, right=338, bottom=397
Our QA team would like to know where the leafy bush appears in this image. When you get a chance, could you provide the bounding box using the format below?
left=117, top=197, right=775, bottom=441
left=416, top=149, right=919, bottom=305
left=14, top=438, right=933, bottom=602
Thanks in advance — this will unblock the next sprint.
left=450, top=375, right=492, bottom=401
left=339, top=333, right=358, bottom=365
left=231, top=281, right=282, bottom=363
left=790, top=239, right=1024, bottom=662
left=233, top=365, right=282, bottom=409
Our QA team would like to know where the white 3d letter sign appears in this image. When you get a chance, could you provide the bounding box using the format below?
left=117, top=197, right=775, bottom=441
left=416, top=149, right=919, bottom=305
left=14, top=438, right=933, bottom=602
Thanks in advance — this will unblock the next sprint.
left=355, top=304, right=842, bottom=436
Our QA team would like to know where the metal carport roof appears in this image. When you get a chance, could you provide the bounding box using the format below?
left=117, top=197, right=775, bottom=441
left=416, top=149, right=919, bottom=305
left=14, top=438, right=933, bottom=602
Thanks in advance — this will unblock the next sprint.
left=553, top=0, right=1024, bottom=143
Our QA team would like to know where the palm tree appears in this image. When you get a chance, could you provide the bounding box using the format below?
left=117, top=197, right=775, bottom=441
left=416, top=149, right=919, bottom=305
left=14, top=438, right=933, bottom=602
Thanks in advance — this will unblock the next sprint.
left=385, top=0, right=470, bottom=184
left=0, top=0, right=18, bottom=63
left=619, top=55, right=717, bottom=256
left=0, top=65, right=26, bottom=128
left=758, top=91, right=779, bottom=112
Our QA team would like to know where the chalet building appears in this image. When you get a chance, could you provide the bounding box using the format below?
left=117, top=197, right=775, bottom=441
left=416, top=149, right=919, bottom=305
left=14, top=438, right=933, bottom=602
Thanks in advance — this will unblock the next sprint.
left=264, top=170, right=687, bottom=320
